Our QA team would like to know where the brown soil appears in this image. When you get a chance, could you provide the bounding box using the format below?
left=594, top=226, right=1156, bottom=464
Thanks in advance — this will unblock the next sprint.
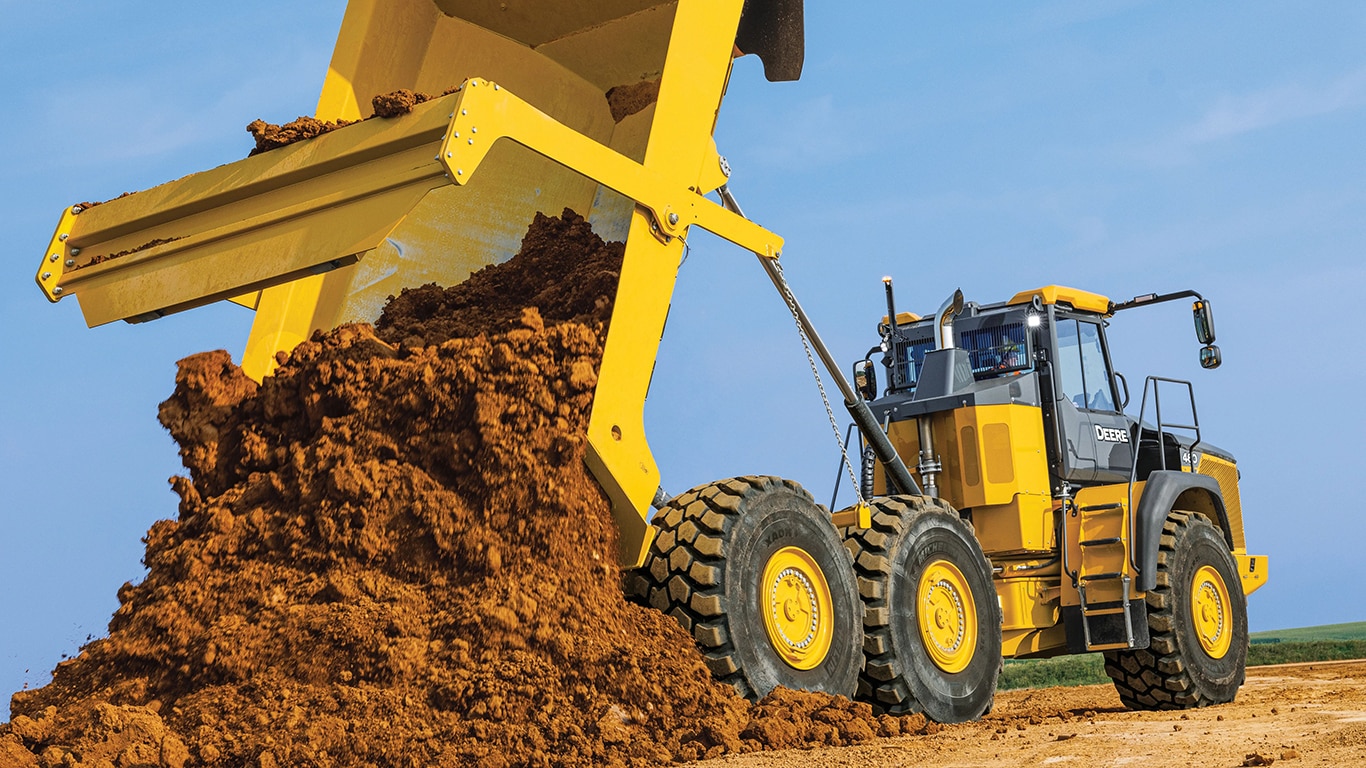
left=2, top=210, right=927, bottom=767
left=693, top=659, right=1366, bottom=768
left=371, top=89, right=436, bottom=119
left=75, top=237, right=181, bottom=271
left=249, top=87, right=463, bottom=154
left=605, top=79, right=661, bottom=123
left=247, top=116, right=358, bottom=156
left=374, top=212, right=625, bottom=349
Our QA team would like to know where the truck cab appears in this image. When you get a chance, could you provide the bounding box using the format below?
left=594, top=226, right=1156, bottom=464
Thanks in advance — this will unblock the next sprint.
left=860, top=284, right=1265, bottom=660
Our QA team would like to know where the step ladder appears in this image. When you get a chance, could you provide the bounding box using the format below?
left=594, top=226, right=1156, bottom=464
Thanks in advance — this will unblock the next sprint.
left=1075, top=501, right=1139, bottom=651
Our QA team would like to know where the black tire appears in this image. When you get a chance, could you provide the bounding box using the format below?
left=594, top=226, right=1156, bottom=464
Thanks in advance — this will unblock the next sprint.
left=626, top=476, right=863, bottom=698
left=841, top=496, right=1002, bottom=723
left=1104, top=510, right=1248, bottom=710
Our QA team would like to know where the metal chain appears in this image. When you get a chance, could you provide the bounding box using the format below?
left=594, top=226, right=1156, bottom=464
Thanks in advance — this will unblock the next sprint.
left=771, top=260, right=864, bottom=508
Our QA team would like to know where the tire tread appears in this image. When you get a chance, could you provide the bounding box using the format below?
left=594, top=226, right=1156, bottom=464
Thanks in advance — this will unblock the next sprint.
left=840, top=495, right=999, bottom=720
left=628, top=475, right=846, bottom=699
left=1103, top=511, right=1246, bottom=710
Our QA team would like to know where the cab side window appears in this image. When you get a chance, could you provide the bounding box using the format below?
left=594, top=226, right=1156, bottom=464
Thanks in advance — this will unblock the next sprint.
left=1056, top=319, right=1087, bottom=409
left=1077, top=321, right=1115, bottom=411
left=1055, top=318, right=1116, bottom=412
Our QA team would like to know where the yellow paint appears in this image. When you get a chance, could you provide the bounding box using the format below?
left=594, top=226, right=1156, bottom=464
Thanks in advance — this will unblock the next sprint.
left=918, top=559, right=978, bottom=674
left=829, top=500, right=872, bottom=530
left=1234, top=553, right=1268, bottom=595
left=885, top=404, right=1053, bottom=555
left=880, top=311, right=921, bottom=325
left=1192, top=564, right=1234, bottom=658
left=1008, top=285, right=1112, bottom=315
left=227, top=291, right=261, bottom=311
left=437, top=79, right=781, bottom=257
left=995, top=573, right=1061, bottom=631
left=1001, top=624, right=1068, bottom=658
left=36, top=204, right=79, bottom=303
left=761, top=546, right=835, bottom=670
left=1063, top=482, right=1141, bottom=607
left=49, top=96, right=459, bottom=329
left=242, top=275, right=330, bottom=382
left=584, top=1, right=777, bottom=567
left=1197, top=454, right=1246, bottom=550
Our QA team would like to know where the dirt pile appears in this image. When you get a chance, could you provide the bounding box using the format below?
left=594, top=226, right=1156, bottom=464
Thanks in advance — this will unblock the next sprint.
left=4, top=210, right=925, bottom=767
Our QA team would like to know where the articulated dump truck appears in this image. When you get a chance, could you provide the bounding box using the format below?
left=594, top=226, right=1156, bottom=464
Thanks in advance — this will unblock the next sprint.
left=37, top=0, right=1265, bottom=723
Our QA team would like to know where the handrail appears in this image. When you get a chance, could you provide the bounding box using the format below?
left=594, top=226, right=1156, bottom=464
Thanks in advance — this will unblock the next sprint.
left=1127, top=375, right=1202, bottom=573
left=829, top=422, right=860, bottom=511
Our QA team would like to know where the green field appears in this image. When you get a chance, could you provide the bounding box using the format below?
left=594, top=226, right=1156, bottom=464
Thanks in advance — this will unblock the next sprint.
left=999, top=621, right=1366, bottom=691
left=1249, top=621, right=1366, bottom=644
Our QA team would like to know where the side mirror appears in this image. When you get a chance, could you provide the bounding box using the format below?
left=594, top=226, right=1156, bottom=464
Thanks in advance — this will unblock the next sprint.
left=1193, top=299, right=1216, bottom=344
left=1200, top=344, right=1222, bottom=369
left=853, top=360, right=878, bottom=401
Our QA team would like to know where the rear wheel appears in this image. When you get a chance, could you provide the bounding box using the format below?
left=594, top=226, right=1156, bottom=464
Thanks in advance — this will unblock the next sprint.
left=626, top=476, right=863, bottom=698
left=1104, top=510, right=1248, bottom=709
left=842, top=496, right=1001, bottom=723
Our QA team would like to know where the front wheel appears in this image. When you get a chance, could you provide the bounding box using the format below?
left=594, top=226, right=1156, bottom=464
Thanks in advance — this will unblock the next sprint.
left=1104, top=510, right=1248, bottom=709
left=842, top=496, right=1002, bottom=723
left=627, top=476, right=863, bottom=699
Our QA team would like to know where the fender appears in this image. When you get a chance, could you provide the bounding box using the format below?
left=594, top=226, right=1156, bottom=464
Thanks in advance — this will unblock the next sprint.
left=1134, top=470, right=1233, bottom=592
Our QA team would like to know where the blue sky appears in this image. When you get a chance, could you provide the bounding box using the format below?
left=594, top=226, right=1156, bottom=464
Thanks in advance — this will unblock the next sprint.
left=3, top=2, right=1364, bottom=716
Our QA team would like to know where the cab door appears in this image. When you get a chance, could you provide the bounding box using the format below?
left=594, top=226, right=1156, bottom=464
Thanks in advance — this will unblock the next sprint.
left=1053, top=316, right=1133, bottom=484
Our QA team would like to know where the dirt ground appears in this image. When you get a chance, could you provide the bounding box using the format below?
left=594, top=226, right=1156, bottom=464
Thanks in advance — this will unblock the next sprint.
left=693, top=659, right=1366, bottom=768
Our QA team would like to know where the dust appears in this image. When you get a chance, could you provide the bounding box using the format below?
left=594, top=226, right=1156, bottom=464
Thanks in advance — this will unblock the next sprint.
left=4, top=210, right=925, bottom=767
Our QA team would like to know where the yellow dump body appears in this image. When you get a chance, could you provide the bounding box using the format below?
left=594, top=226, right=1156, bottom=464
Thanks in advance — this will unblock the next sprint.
left=38, top=0, right=797, bottom=566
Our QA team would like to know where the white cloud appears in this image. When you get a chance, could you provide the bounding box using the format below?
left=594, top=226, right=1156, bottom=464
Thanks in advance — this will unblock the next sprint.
left=736, top=94, right=881, bottom=171
left=1180, top=65, right=1366, bottom=144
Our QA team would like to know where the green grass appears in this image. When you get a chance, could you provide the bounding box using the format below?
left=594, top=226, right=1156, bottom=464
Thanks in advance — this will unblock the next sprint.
left=1246, top=640, right=1366, bottom=666
left=1249, top=621, right=1366, bottom=644
left=998, top=621, right=1366, bottom=691
left=1000, top=653, right=1106, bottom=691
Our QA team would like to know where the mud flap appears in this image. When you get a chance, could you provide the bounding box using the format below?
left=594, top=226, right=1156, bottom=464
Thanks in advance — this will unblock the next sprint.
left=1063, top=601, right=1150, bottom=654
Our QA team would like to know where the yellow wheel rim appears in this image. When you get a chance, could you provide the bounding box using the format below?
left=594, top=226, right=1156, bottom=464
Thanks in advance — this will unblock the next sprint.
left=1192, top=564, right=1233, bottom=658
left=760, top=546, right=835, bottom=670
left=917, top=559, right=977, bottom=674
